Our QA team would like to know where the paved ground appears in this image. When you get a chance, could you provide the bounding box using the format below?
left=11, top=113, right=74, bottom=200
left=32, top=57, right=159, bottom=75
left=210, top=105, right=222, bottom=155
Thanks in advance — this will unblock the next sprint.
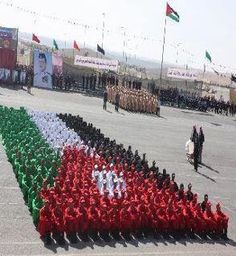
left=0, top=86, right=236, bottom=256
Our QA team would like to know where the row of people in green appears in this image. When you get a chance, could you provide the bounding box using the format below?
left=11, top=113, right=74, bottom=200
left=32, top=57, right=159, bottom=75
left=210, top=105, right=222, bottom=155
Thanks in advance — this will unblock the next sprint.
left=0, top=106, right=60, bottom=225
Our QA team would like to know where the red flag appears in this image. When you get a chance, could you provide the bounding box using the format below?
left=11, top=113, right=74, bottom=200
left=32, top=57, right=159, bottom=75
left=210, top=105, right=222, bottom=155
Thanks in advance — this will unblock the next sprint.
left=73, top=40, right=80, bottom=51
left=32, top=33, right=40, bottom=43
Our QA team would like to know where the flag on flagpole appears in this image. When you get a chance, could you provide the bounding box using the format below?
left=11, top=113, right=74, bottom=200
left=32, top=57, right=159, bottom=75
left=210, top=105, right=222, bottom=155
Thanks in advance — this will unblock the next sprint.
left=166, top=3, right=180, bottom=22
left=231, top=74, right=236, bottom=83
left=212, top=67, right=219, bottom=76
left=97, top=44, right=105, bottom=55
left=73, top=40, right=80, bottom=51
left=205, top=50, right=212, bottom=62
left=32, top=33, right=40, bottom=43
left=53, top=39, right=59, bottom=50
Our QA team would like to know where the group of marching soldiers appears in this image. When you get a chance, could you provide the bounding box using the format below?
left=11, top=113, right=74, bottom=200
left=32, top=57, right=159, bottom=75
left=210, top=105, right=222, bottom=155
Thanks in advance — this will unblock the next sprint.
left=105, top=86, right=160, bottom=115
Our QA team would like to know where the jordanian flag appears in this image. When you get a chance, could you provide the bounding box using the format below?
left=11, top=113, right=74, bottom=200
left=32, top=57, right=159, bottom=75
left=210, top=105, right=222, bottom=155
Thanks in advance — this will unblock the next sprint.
left=0, top=105, right=228, bottom=243
left=166, top=3, right=180, bottom=22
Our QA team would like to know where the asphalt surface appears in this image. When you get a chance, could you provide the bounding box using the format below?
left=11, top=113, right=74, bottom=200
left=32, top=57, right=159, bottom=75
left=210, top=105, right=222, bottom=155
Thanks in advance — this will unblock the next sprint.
left=0, top=86, right=236, bottom=256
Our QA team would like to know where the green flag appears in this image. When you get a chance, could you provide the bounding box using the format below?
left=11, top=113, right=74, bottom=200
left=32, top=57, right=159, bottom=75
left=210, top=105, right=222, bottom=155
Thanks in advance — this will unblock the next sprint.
left=205, top=50, right=212, bottom=62
left=53, top=39, right=59, bottom=50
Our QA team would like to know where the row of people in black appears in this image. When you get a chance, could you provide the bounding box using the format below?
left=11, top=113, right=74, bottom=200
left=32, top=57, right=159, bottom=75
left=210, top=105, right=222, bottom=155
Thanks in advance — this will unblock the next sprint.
left=52, top=72, right=143, bottom=92
left=159, top=87, right=236, bottom=116
left=52, top=73, right=120, bottom=91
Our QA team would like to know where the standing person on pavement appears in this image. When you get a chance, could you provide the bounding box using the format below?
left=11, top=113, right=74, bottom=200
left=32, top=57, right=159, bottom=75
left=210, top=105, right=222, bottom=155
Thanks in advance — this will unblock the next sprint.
left=198, top=127, right=205, bottom=164
left=193, top=132, right=199, bottom=172
left=103, top=90, right=108, bottom=110
left=115, top=92, right=120, bottom=112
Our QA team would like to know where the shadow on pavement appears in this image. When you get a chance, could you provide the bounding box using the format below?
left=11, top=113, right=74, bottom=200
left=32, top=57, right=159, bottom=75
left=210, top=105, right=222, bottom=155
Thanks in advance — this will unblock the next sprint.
left=42, top=232, right=236, bottom=253
left=196, top=170, right=216, bottom=183
left=200, top=163, right=220, bottom=174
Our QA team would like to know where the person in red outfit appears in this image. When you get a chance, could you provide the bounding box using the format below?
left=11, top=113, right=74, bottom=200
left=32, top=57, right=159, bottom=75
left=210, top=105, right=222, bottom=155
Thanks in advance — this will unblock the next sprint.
left=64, top=199, right=78, bottom=243
left=38, top=201, right=53, bottom=244
left=52, top=202, right=64, bottom=243
left=203, top=203, right=217, bottom=236
left=193, top=203, right=207, bottom=236
left=87, top=199, right=100, bottom=237
left=166, top=202, right=178, bottom=236
left=77, top=198, right=89, bottom=237
left=99, top=203, right=111, bottom=239
left=156, top=207, right=169, bottom=234
left=215, top=203, right=229, bottom=238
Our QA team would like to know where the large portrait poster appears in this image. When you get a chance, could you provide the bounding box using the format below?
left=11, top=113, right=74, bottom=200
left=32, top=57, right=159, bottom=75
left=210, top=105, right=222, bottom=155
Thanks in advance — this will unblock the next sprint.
left=0, top=26, right=18, bottom=50
left=33, top=50, right=52, bottom=89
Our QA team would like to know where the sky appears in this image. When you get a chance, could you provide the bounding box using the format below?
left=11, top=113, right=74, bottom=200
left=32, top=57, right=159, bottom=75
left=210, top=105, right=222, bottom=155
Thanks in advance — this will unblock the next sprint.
left=0, top=0, right=235, bottom=72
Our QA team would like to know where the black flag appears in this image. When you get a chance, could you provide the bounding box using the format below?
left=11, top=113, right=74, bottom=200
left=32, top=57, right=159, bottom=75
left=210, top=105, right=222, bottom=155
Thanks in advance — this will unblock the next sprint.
left=231, top=74, right=236, bottom=83
left=97, top=44, right=105, bottom=55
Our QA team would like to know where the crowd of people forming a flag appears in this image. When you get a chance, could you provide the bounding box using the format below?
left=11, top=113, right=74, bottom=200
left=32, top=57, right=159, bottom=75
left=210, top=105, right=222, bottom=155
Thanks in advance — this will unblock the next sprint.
left=0, top=105, right=229, bottom=245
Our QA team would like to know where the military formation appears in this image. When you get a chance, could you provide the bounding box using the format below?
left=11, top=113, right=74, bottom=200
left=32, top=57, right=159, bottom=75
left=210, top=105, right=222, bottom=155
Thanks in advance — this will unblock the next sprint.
left=106, top=86, right=160, bottom=115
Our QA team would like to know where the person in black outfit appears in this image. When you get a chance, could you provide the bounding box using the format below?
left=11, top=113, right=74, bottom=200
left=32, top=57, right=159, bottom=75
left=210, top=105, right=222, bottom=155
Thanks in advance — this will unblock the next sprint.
left=85, top=75, right=89, bottom=90
left=115, top=92, right=120, bottom=112
left=103, top=90, right=108, bottom=110
left=186, top=183, right=193, bottom=201
left=177, top=183, right=185, bottom=201
left=191, top=125, right=198, bottom=142
left=82, top=74, right=85, bottom=90
left=198, top=127, right=205, bottom=164
left=201, top=194, right=209, bottom=211
left=193, top=134, right=199, bottom=172
left=171, top=173, right=178, bottom=192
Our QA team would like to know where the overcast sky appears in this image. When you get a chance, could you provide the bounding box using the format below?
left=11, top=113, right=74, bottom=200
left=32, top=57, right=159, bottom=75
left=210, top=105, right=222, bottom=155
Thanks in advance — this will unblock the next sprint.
left=0, top=0, right=235, bottom=72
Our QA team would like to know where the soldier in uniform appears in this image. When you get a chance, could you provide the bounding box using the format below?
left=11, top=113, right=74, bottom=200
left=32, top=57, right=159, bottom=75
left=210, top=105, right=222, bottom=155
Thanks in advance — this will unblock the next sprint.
left=34, top=53, right=52, bottom=88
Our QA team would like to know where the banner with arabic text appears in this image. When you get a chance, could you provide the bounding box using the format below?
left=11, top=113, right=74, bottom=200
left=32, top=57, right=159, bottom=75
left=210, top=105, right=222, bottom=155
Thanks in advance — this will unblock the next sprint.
left=74, top=55, right=118, bottom=71
left=167, top=68, right=199, bottom=81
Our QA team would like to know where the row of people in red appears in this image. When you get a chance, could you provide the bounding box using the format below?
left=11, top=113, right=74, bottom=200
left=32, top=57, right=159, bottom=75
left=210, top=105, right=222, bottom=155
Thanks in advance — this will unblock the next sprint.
left=38, top=147, right=228, bottom=243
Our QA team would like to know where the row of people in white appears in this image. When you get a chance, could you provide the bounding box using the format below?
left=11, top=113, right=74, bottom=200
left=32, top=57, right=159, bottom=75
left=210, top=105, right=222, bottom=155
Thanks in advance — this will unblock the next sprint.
left=27, top=109, right=81, bottom=155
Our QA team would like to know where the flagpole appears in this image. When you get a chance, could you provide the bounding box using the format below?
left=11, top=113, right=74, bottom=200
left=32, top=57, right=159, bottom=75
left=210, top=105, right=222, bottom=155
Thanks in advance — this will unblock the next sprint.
left=101, top=12, right=105, bottom=59
left=160, top=15, right=167, bottom=89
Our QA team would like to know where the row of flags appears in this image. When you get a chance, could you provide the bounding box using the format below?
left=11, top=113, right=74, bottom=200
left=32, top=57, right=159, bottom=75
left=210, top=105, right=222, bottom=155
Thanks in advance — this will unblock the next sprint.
left=166, top=3, right=236, bottom=82
left=32, top=33, right=105, bottom=55
left=31, top=3, right=232, bottom=80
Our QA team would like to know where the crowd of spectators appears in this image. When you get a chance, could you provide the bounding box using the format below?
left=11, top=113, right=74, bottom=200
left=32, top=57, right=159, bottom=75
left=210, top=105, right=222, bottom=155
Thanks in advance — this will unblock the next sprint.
left=0, top=64, right=33, bottom=88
